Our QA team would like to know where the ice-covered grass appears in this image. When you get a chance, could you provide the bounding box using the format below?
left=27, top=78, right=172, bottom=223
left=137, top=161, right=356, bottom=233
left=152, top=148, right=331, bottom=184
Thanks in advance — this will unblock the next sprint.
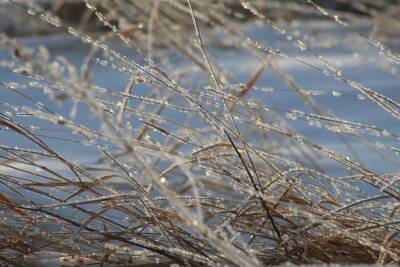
left=0, top=1, right=400, bottom=266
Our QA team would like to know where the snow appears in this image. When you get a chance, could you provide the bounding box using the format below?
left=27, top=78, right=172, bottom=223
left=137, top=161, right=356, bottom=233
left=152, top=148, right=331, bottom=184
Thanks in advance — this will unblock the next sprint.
left=0, top=19, right=399, bottom=197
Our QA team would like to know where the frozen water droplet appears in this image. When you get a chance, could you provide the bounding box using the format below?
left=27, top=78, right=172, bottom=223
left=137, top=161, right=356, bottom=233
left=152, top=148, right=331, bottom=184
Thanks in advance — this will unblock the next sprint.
left=57, top=116, right=65, bottom=124
left=297, top=40, right=307, bottom=51
left=382, top=129, right=390, bottom=137
left=27, top=8, right=37, bottom=16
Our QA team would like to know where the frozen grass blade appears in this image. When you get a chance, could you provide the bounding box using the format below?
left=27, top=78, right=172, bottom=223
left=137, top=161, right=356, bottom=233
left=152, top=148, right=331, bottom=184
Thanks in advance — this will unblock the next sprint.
left=0, top=0, right=400, bottom=266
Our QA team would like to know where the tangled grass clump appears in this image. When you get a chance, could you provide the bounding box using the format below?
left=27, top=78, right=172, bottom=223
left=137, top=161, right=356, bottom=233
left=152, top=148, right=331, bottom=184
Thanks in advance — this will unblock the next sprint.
left=0, top=0, right=400, bottom=266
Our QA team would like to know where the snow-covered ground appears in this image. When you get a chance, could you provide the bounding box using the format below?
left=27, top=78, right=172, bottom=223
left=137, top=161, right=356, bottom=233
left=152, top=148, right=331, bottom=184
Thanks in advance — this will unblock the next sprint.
left=1, top=19, right=399, bottom=200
